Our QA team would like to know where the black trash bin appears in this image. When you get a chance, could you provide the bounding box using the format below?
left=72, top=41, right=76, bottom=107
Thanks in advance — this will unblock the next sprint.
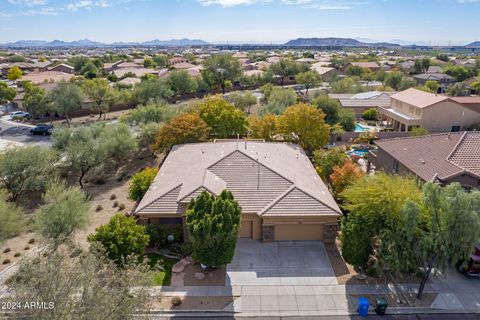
left=375, top=297, right=388, bottom=315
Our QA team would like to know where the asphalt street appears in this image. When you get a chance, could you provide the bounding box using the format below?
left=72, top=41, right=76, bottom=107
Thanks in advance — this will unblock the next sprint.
left=0, top=117, right=52, bottom=147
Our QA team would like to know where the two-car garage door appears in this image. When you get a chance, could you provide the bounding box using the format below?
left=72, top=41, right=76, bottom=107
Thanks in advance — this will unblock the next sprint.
left=274, top=224, right=324, bottom=241
left=239, top=220, right=253, bottom=238
left=239, top=219, right=324, bottom=241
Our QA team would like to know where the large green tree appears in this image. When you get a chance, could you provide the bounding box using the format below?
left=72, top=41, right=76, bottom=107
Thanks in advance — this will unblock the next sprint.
left=260, top=86, right=297, bottom=115
left=312, top=94, right=340, bottom=125
left=23, top=82, right=49, bottom=119
left=296, top=71, right=321, bottom=94
left=8, top=246, right=151, bottom=320
left=198, top=96, right=247, bottom=138
left=82, top=78, right=114, bottom=119
left=168, top=70, right=198, bottom=95
left=228, top=91, right=258, bottom=114
left=48, top=81, right=85, bottom=126
left=0, top=146, right=58, bottom=202
left=88, top=214, right=149, bottom=265
left=34, top=180, right=90, bottom=244
left=248, top=113, right=277, bottom=141
left=0, top=191, right=24, bottom=243
left=186, top=190, right=242, bottom=266
left=269, top=59, right=308, bottom=86
left=202, top=54, right=242, bottom=93
left=379, top=183, right=480, bottom=298
left=120, top=103, right=176, bottom=125
left=312, top=147, right=348, bottom=182
left=132, top=78, right=173, bottom=105
left=153, top=112, right=210, bottom=153
left=0, top=81, right=16, bottom=112
left=340, top=173, right=422, bottom=268
left=277, top=103, right=330, bottom=153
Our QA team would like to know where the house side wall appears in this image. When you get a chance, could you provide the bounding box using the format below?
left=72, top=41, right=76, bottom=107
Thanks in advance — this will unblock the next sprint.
left=421, top=101, right=480, bottom=132
left=369, top=148, right=415, bottom=176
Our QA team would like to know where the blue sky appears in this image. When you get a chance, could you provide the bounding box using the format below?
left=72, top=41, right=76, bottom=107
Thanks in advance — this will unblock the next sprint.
left=0, top=0, right=479, bottom=45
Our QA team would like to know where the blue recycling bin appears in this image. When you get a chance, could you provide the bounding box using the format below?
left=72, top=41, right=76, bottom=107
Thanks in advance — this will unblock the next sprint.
left=357, top=297, right=370, bottom=317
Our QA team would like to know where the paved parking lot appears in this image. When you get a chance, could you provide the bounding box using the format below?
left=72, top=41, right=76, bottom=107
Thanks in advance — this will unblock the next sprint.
left=227, top=239, right=337, bottom=286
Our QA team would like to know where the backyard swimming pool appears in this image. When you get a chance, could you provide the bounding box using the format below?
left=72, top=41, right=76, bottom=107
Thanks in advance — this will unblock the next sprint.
left=354, top=123, right=370, bottom=132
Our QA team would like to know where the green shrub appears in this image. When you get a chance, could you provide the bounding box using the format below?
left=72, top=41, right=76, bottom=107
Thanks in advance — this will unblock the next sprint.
left=362, top=108, right=378, bottom=121
left=113, top=201, right=119, bottom=208
left=3, top=248, right=11, bottom=253
left=118, top=203, right=126, bottom=211
left=128, top=167, right=159, bottom=202
left=88, top=214, right=149, bottom=265
left=180, top=242, right=193, bottom=256
left=2, top=259, right=10, bottom=264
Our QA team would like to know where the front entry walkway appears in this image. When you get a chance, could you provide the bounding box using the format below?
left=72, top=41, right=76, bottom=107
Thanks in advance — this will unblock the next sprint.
left=226, top=239, right=337, bottom=286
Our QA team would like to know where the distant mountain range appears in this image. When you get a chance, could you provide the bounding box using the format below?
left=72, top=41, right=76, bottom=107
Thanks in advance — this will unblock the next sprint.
left=2, top=37, right=479, bottom=48
left=1, top=38, right=211, bottom=48
left=284, top=37, right=401, bottom=47
left=466, top=41, right=480, bottom=48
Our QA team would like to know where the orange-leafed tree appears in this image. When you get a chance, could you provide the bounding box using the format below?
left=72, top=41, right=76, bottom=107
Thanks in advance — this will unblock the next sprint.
left=330, top=161, right=364, bottom=195
left=153, top=112, right=210, bottom=153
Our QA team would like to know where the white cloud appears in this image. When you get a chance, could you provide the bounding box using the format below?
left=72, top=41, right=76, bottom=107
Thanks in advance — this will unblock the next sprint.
left=8, top=0, right=48, bottom=5
left=66, top=0, right=111, bottom=11
left=196, top=0, right=358, bottom=9
left=23, top=7, right=59, bottom=15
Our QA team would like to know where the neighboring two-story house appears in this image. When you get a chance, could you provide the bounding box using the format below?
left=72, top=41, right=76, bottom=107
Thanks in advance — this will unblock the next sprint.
left=378, top=88, right=480, bottom=132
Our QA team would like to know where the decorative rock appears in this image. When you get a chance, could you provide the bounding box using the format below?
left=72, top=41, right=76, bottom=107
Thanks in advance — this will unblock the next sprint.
left=194, top=272, right=205, bottom=280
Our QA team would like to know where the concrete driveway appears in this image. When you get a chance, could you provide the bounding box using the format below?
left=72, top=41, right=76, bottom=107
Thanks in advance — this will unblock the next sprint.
left=227, top=239, right=337, bottom=286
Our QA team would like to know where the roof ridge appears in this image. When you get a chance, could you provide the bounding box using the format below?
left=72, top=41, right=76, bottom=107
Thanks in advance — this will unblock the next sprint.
left=234, top=148, right=295, bottom=185
left=135, top=184, right=182, bottom=213
left=260, top=186, right=342, bottom=216
left=375, top=131, right=465, bottom=144
left=445, top=131, right=480, bottom=175
left=257, top=185, right=296, bottom=216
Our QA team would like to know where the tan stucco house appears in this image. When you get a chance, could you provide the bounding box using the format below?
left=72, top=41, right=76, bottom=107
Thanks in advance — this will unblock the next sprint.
left=135, top=141, right=342, bottom=242
left=379, top=88, right=480, bottom=132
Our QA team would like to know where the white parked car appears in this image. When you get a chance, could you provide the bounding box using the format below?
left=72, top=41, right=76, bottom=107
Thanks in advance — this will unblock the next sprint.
left=9, top=111, right=31, bottom=120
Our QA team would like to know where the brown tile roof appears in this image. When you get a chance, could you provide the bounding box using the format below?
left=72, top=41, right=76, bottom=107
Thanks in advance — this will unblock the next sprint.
left=350, top=62, right=380, bottom=69
left=135, top=142, right=341, bottom=217
left=391, top=88, right=449, bottom=109
left=21, top=71, right=74, bottom=84
left=374, top=132, right=480, bottom=182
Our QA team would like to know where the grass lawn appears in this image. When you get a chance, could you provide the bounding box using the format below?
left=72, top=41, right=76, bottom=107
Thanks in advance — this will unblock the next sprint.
left=146, top=253, right=178, bottom=286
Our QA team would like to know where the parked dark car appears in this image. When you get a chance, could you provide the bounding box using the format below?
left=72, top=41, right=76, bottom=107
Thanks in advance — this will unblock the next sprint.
left=457, top=244, right=480, bottom=277
left=30, top=124, right=53, bottom=136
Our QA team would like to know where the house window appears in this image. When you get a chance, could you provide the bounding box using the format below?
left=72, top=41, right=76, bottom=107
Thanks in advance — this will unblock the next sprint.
left=451, top=126, right=461, bottom=132
left=392, top=159, right=400, bottom=173
left=409, top=106, right=414, bottom=114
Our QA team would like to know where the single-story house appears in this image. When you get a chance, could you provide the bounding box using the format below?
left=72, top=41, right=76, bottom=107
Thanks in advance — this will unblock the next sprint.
left=117, top=77, right=141, bottom=86
left=21, top=71, right=74, bottom=85
left=329, top=91, right=394, bottom=117
left=113, top=67, right=158, bottom=78
left=370, top=132, right=480, bottom=190
left=348, top=62, right=380, bottom=71
left=135, top=141, right=342, bottom=242
left=47, top=63, right=75, bottom=74
left=413, top=72, right=456, bottom=89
